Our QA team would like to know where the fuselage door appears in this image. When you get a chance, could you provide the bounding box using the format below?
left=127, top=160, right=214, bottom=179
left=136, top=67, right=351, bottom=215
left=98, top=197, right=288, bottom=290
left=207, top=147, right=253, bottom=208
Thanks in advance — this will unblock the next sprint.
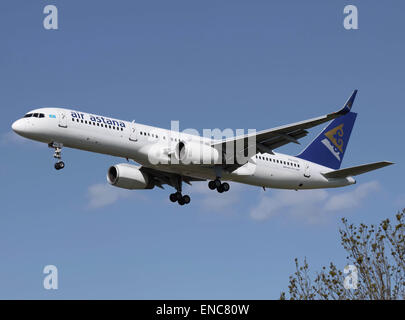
left=129, top=121, right=138, bottom=142
left=58, top=111, right=68, bottom=128
left=303, top=162, right=311, bottom=178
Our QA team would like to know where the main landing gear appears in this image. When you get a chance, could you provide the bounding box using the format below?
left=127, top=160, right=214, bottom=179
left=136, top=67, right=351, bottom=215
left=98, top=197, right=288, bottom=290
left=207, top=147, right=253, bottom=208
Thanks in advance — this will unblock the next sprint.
left=208, top=178, right=230, bottom=193
left=169, top=192, right=191, bottom=206
left=169, top=176, right=191, bottom=206
left=49, top=142, right=65, bottom=171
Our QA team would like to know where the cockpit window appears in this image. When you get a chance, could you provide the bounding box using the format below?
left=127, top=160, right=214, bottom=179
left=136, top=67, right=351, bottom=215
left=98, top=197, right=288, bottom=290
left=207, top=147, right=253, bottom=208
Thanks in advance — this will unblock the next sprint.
left=24, top=113, right=45, bottom=118
left=31, top=113, right=45, bottom=118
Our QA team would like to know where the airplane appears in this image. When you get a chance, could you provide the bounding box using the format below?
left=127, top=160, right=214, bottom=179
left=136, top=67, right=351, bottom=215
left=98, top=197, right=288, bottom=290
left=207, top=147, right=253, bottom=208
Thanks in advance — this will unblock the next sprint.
left=11, top=90, right=393, bottom=206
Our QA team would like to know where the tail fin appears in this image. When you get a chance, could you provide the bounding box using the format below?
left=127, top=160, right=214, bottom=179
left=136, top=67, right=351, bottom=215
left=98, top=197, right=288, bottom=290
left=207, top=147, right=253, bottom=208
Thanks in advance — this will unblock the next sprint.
left=297, top=111, right=357, bottom=169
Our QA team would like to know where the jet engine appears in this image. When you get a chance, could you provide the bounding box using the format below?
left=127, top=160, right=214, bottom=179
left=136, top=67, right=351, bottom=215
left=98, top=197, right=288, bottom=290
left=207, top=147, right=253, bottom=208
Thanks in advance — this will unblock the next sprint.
left=107, top=164, right=154, bottom=189
left=173, top=141, right=220, bottom=164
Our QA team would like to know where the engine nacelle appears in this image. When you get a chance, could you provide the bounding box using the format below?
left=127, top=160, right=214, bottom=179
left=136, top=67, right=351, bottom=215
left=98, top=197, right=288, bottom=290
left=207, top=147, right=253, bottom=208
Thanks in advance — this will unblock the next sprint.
left=107, top=164, right=154, bottom=189
left=173, top=141, right=220, bottom=164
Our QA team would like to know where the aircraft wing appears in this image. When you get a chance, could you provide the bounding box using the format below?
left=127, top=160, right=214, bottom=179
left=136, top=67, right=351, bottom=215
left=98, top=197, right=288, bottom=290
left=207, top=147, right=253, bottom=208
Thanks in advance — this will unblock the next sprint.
left=322, top=161, right=394, bottom=179
left=211, top=90, right=358, bottom=171
left=140, top=166, right=206, bottom=189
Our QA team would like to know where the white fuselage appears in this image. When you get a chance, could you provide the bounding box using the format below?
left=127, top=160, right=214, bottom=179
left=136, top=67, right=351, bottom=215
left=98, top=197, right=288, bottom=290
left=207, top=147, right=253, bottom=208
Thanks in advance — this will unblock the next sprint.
left=11, top=108, right=355, bottom=190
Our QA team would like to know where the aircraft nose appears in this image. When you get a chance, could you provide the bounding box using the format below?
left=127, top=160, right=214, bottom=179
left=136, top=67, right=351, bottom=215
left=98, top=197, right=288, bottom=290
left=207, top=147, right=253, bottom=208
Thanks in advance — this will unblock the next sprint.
left=11, top=119, right=26, bottom=134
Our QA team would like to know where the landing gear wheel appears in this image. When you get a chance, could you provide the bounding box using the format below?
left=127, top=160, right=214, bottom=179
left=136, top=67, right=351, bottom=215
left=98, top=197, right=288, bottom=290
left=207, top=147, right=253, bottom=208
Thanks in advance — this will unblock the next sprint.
left=208, top=181, right=216, bottom=190
left=217, top=185, right=225, bottom=193
left=49, top=143, right=64, bottom=171
left=169, top=193, right=178, bottom=202
left=182, top=195, right=191, bottom=204
left=54, top=161, right=65, bottom=170
left=214, top=179, right=222, bottom=188
left=222, top=182, right=230, bottom=192
left=178, top=198, right=185, bottom=206
left=175, top=191, right=183, bottom=201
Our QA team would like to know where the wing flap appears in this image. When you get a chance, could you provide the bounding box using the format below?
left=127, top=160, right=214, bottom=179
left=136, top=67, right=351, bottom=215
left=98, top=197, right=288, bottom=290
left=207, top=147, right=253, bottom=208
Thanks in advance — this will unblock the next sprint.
left=322, top=161, right=394, bottom=179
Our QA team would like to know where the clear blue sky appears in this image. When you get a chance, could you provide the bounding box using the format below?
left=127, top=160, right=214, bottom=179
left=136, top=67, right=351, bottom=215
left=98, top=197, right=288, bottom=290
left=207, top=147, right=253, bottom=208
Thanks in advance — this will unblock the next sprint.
left=0, top=1, right=403, bottom=299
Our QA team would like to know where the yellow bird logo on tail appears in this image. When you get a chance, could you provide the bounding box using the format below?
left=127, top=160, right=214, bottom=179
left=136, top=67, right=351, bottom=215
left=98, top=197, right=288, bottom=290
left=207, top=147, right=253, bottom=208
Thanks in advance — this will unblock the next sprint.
left=324, top=124, right=344, bottom=153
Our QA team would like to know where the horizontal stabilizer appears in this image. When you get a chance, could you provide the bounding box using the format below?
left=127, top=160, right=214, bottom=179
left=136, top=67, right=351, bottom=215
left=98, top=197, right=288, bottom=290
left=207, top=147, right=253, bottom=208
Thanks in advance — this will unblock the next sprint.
left=322, top=161, right=394, bottom=179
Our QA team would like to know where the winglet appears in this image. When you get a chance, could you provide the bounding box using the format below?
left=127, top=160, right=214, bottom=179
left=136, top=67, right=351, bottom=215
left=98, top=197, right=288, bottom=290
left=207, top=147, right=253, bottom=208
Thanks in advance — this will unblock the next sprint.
left=337, top=90, right=358, bottom=115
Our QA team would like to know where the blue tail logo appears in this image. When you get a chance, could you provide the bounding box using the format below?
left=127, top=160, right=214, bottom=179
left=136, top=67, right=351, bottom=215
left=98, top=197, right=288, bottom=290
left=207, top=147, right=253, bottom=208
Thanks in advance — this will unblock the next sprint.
left=297, top=112, right=357, bottom=169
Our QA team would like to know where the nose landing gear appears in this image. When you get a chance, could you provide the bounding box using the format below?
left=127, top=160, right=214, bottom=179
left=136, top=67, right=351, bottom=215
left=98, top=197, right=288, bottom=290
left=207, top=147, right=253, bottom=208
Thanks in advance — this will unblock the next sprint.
left=49, top=142, right=65, bottom=171
left=54, top=161, right=65, bottom=170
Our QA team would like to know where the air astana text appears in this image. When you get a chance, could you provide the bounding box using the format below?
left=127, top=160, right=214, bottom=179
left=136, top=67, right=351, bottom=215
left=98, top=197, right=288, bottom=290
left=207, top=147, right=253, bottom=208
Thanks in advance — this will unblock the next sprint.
left=71, top=111, right=126, bottom=128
